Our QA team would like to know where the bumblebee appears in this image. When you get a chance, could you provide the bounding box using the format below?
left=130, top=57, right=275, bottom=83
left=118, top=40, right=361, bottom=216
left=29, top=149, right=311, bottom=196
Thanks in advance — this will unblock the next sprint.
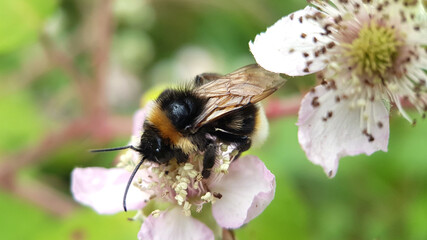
left=92, top=64, right=286, bottom=211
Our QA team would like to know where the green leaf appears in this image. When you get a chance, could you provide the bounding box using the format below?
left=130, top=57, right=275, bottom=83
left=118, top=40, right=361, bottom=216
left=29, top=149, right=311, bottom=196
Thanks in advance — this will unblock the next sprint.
left=0, top=0, right=58, bottom=53
left=0, top=89, right=46, bottom=154
left=0, top=190, right=57, bottom=240
left=33, top=209, right=141, bottom=240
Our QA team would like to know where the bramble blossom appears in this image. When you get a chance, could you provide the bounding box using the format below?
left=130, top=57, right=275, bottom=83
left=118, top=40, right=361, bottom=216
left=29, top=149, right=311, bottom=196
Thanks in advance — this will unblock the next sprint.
left=250, top=0, right=427, bottom=177
left=71, top=105, right=275, bottom=240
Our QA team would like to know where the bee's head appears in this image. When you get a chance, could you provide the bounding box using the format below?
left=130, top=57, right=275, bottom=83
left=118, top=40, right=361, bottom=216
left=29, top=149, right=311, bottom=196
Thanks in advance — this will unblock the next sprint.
left=138, top=127, right=174, bottom=164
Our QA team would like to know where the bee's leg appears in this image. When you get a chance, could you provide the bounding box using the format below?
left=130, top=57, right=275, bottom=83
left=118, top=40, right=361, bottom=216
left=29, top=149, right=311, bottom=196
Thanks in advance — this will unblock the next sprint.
left=202, top=143, right=216, bottom=178
left=174, top=149, right=188, bottom=164
left=194, top=73, right=223, bottom=87
left=214, top=128, right=252, bottom=152
left=237, top=137, right=252, bottom=152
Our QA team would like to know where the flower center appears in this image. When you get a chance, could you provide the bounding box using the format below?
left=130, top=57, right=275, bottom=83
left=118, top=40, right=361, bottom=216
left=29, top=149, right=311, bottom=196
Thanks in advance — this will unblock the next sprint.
left=344, top=21, right=401, bottom=79
left=119, top=141, right=238, bottom=216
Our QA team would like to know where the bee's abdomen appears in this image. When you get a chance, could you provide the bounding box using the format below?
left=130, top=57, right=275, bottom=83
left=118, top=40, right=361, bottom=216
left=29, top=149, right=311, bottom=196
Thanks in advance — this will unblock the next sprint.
left=213, top=104, right=257, bottom=136
left=251, top=104, right=269, bottom=147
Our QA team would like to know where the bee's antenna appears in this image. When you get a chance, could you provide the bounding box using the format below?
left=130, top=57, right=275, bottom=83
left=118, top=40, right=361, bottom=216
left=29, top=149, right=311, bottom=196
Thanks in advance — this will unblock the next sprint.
left=90, top=145, right=141, bottom=153
left=123, top=157, right=146, bottom=212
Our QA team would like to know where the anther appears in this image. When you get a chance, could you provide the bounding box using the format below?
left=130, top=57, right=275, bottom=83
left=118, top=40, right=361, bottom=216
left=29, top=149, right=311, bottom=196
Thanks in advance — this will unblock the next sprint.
left=213, top=192, right=223, bottom=199
left=311, top=96, right=320, bottom=107
left=321, top=46, right=326, bottom=54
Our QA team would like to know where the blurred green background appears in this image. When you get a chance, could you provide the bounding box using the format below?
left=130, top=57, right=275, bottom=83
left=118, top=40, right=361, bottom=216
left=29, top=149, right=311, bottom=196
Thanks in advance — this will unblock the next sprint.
left=1, top=0, right=426, bottom=239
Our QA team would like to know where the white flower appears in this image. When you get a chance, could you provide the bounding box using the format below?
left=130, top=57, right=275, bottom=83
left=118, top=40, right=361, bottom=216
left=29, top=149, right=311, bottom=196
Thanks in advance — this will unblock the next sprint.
left=250, top=0, right=427, bottom=177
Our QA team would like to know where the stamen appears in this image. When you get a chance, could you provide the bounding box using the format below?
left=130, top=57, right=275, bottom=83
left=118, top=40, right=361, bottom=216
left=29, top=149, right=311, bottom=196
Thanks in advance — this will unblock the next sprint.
left=151, top=209, right=161, bottom=218
left=343, top=20, right=402, bottom=79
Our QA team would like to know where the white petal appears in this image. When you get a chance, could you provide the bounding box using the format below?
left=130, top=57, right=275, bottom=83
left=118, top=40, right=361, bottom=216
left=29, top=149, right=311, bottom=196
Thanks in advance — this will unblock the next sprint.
left=297, top=85, right=390, bottom=177
left=71, top=167, right=149, bottom=214
left=138, top=208, right=214, bottom=240
left=209, top=155, right=275, bottom=229
left=249, top=6, right=330, bottom=76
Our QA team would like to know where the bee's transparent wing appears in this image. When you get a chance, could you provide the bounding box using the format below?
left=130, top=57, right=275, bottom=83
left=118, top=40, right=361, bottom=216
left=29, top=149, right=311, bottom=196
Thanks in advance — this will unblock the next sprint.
left=192, top=64, right=286, bottom=129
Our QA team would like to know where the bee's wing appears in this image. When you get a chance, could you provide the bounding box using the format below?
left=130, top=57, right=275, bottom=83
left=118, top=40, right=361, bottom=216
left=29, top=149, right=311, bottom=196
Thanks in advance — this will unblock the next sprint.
left=192, top=64, right=286, bottom=129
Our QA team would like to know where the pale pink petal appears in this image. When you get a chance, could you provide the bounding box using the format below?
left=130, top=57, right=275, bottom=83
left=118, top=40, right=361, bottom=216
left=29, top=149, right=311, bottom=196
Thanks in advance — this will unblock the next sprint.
left=71, top=167, right=149, bottom=214
left=138, top=208, right=214, bottom=240
left=297, top=85, right=389, bottom=177
left=133, top=102, right=155, bottom=137
left=249, top=6, right=330, bottom=76
left=209, top=155, right=275, bottom=229
left=132, top=109, right=146, bottom=137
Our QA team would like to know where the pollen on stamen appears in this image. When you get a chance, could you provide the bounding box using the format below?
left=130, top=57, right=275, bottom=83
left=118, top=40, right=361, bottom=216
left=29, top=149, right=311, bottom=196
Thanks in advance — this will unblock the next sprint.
left=183, top=201, right=192, bottom=216
left=201, top=192, right=215, bottom=203
left=218, top=156, right=231, bottom=173
left=220, top=144, right=229, bottom=152
left=151, top=209, right=161, bottom=218
left=230, top=149, right=239, bottom=157
left=343, top=20, right=402, bottom=78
